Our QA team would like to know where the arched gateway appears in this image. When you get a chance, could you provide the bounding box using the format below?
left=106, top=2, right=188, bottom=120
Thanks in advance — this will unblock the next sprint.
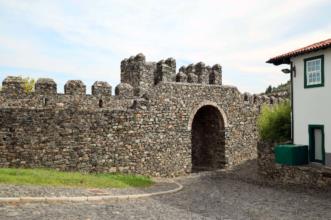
left=189, top=102, right=227, bottom=172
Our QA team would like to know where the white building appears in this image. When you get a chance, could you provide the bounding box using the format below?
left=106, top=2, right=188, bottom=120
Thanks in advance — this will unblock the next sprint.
left=267, top=38, right=331, bottom=166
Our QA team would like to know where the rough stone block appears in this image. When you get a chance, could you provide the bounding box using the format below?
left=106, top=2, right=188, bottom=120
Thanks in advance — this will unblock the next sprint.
left=187, top=73, right=198, bottom=83
left=195, top=62, right=209, bottom=84
left=134, top=87, right=147, bottom=97
left=92, top=81, right=112, bottom=96
left=1, top=76, right=25, bottom=95
left=178, top=66, right=186, bottom=73
left=120, top=53, right=156, bottom=94
left=115, top=83, right=134, bottom=98
left=134, top=53, right=146, bottom=62
left=186, top=64, right=195, bottom=74
left=243, top=92, right=252, bottom=104
left=209, top=64, right=222, bottom=85
left=253, top=95, right=260, bottom=104
left=261, top=95, right=269, bottom=103
left=269, top=96, right=276, bottom=105
left=64, top=80, right=86, bottom=95
left=176, top=72, right=188, bottom=82
left=155, top=58, right=176, bottom=85
left=165, top=57, right=176, bottom=69
left=35, top=78, right=57, bottom=95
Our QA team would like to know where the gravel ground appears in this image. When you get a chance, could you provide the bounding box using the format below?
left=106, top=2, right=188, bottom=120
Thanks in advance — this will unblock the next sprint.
left=0, top=181, right=177, bottom=197
left=1, top=173, right=331, bottom=220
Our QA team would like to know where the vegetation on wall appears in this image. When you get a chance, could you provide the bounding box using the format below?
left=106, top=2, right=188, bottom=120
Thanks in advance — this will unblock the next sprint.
left=257, top=101, right=291, bottom=143
left=0, top=77, right=35, bottom=93
left=22, top=77, right=35, bottom=93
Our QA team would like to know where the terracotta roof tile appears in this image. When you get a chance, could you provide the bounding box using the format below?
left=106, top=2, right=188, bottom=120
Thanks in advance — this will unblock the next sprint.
left=267, top=38, right=331, bottom=65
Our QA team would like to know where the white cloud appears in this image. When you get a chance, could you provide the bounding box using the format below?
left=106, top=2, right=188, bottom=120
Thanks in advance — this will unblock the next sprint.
left=0, top=0, right=330, bottom=93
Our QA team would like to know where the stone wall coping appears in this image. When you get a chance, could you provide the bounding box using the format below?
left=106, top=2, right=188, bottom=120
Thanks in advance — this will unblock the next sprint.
left=0, top=180, right=183, bottom=204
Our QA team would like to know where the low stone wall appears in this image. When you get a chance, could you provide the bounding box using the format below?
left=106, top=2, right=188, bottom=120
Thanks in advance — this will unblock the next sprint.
left=258, top=141, right=331, bottom=188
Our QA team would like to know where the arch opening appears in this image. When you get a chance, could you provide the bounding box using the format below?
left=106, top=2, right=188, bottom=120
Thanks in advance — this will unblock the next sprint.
left=191, top=105, right=226, bottom=172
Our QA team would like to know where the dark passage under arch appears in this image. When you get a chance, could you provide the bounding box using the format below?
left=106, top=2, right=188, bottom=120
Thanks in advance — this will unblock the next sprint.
left=191, top=105, right=226, bottom=172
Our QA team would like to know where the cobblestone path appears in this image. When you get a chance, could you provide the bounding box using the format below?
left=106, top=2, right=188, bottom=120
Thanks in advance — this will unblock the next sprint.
left=1, top=174, right=331, bottom=220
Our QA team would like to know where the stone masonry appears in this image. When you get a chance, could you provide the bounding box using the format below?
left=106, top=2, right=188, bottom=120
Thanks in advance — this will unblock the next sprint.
left=258, top=141, right=331, bottom=188
left=0, top=54, right=281, bottom=177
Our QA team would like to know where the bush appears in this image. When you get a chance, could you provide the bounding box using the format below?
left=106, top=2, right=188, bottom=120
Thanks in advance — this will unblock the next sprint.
left=22, top=77, right=35, bottom=93
left=257, top=101, right=291, bottom=143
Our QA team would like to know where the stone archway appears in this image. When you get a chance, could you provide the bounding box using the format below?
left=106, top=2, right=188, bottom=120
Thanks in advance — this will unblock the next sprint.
left=190, top=103, right=226, bottom=172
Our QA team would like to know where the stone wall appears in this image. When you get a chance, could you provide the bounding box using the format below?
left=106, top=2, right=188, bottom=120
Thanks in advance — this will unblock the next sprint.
left=258, top=141, right=331, bottom=188
left=0, top=53, right=281, bottom=177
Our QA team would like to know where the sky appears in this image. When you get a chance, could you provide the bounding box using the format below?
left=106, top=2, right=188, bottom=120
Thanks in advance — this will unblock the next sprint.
left=0, top=0, right=331, bottom=94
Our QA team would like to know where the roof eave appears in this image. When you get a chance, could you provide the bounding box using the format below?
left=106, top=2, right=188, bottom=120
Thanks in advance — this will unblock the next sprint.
left=266, top=58, right=291, bottom=66
left=267, top=43, right=331, bottom=66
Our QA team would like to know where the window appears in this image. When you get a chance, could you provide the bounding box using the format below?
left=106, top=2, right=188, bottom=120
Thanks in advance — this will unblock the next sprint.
left=304, top=55, right=324, bottom=88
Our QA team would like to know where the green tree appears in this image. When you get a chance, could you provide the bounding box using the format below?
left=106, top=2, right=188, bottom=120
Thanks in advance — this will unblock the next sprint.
left=257, top=101, right=291, bottom=143
left=265, top=85, right=272, bottom=94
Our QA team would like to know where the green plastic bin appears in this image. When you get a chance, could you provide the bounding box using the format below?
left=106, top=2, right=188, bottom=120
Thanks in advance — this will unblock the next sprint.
left=275, top=144, right=308, bottom=166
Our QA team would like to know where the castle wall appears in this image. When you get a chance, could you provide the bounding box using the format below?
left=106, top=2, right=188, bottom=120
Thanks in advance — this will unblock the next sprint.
left=0, top=54, right=281, bottom=177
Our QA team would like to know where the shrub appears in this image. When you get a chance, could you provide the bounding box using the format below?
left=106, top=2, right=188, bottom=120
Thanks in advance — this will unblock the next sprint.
left=22, top=77, right=35, bottom=93
left=257, top=101, right=291, bottom=143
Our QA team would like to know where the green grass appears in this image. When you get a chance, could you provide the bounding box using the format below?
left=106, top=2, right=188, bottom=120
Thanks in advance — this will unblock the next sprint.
left=0, top=168, right=153, bottom=188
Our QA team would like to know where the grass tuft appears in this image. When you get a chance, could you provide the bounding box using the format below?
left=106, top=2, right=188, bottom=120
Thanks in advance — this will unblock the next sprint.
left=0, top=168, right=153, bottom=188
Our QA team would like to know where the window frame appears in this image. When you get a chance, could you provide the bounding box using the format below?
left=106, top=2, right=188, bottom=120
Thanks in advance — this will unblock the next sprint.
left=304, top=55, right=325, bottom=88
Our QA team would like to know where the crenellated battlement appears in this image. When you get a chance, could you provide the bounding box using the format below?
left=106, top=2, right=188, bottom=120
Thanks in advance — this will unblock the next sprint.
left=0, top=75, right=136, bottom=110
left=175, top=62, right=222, bottom=85
left=1, top=54, right=287, bottom=110
left=119, top=53, right=223, bottom=96
left=0, top=53, right=284, bottom=111
left=1, top=53, right=224, bottom=99
left=242, top=92, right=286, bottom=106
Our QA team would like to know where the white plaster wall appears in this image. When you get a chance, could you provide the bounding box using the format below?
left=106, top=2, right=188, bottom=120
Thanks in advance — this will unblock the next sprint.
left=291, top=48, right=331, bottom=153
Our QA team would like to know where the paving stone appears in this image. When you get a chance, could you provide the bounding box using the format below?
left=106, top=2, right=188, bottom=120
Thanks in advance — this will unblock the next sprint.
left=0, top=174, right=330, bottom=220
